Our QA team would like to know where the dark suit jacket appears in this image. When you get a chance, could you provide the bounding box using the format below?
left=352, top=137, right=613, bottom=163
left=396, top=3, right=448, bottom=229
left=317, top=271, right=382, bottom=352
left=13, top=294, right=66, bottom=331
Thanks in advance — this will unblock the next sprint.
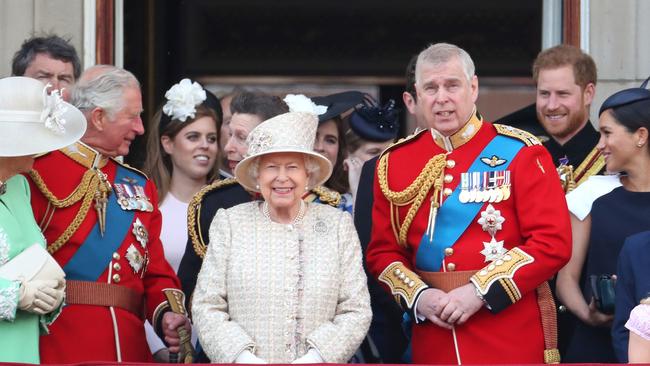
left=612, top=230, right=650, bottom=362
left=354, top=156, right=408, bottom=363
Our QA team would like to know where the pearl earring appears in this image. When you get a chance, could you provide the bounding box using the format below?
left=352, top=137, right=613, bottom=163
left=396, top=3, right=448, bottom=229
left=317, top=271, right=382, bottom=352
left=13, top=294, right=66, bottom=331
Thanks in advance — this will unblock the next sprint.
left=305, top=185, right=309, bottom=191
left=255, top=184, right=260, bottom=190
left=637, top=142, right=644, bottom=148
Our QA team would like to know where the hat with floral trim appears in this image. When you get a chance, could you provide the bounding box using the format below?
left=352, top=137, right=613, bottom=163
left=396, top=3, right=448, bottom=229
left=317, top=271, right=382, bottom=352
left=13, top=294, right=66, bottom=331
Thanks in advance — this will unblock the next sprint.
left=0, top=76, right=86, bottom=157
left=234, top=95, right=332, bottom=192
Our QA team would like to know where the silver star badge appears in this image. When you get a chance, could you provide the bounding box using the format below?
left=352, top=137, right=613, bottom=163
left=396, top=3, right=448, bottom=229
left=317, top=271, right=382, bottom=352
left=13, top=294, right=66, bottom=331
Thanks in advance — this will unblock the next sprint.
left=126, top=244, right=144, bottom=273
left=477, top=204, right=505, bottom=237
left=480, top=237, right=507, bottom=262
left=132, top=218, right=148, bottom=248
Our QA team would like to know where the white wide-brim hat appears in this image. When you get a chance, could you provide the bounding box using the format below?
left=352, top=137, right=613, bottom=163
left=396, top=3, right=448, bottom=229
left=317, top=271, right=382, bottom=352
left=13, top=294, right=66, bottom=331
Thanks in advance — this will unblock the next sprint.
left=0, top=76, right=86, bottom=157
left=234, top=111, right=332, bottom=192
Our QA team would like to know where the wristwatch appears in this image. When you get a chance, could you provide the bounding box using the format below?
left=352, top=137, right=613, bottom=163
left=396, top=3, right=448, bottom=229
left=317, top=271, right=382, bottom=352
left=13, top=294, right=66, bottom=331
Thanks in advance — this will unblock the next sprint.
left=0, top=179, right=6, bottom=195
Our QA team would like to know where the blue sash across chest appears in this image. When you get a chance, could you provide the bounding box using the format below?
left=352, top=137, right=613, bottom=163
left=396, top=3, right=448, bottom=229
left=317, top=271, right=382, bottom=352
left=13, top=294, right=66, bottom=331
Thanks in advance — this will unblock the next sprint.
left=415, top=135, right=524, bottom=271
left=64, top=165, right=145, bottom=281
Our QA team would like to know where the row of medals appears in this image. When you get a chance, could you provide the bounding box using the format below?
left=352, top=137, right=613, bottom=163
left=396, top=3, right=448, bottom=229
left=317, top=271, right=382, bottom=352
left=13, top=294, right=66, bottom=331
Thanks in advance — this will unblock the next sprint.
left=458, top=171, right=511, bottom=204
left=114, top=182, right=154, bottom=212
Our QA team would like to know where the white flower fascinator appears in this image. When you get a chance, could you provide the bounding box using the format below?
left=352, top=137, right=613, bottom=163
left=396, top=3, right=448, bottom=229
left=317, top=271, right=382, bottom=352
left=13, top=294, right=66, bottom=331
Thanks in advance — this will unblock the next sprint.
left=283, top=94, right=327, bottom=115
left=162, top=78, right=207, bottom=122
left=41, top=84, right=68, bottom=135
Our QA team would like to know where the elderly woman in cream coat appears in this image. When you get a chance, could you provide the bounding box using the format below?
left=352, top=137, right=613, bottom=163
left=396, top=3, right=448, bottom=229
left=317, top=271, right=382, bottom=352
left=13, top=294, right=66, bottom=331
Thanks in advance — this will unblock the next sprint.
left=192, top=108, right=371, bottom=363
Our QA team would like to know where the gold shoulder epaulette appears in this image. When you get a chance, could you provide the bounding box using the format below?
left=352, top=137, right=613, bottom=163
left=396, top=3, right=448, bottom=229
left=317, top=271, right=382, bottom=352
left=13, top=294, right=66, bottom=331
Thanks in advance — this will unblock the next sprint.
left=309, top=185, right=341, bottom=207
left=493, top=124, right=541, bottom=146
left=187, top=178, right=238, bottom=258
left=379, top=128, right=429, bottom=158
left=112, top=158, right=149, bottom=180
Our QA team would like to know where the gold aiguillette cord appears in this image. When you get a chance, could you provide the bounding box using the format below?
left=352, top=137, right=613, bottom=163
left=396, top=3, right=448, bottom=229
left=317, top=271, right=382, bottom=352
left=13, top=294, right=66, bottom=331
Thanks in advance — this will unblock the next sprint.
left=93, top=169, right=112, bottom=236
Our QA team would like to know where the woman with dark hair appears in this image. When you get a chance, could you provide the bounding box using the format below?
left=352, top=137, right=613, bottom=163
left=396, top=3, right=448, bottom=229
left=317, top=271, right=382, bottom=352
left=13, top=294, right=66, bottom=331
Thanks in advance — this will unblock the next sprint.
left=310, top=91, right=366, bottom=213
left=557, top=79, right=650, bottom=362
left=142, top=78, right=222, bottom=361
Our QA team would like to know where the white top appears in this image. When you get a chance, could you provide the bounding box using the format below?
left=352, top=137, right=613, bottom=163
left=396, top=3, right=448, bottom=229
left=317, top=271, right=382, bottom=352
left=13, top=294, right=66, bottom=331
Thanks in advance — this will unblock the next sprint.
left=146, top=192, right=194, bottom=355
left=159, top=193, right=189, bottom=272
left=626, top=304, right=650, bottom=341
left=565, top=175, right=622, bottom=220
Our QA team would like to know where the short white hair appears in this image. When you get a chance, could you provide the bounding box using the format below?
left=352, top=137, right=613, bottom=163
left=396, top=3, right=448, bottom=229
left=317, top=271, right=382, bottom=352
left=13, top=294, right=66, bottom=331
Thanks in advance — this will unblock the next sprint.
left=72, top=65, right=140, bottom=118
left=415, top=43, right=475, bottom=85
left=249, top=154, right=322, bottom=188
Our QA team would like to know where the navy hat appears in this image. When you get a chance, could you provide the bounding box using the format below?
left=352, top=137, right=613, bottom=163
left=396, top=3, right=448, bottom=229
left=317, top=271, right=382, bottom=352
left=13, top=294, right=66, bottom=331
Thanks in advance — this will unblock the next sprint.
left=349, top=97, right=400, bottom=142
left=599, top=76, right=650, bottom=116
left=311, top=91, right=366, bottom=123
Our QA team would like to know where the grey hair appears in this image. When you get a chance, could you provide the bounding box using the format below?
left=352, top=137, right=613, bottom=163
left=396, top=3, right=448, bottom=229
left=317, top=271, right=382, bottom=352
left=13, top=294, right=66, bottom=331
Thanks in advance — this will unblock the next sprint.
left=249, top=154, right=322, bottom=189
left=71, top=65, right=140, bottom=118
left=415, top=43, right=475, bottom=85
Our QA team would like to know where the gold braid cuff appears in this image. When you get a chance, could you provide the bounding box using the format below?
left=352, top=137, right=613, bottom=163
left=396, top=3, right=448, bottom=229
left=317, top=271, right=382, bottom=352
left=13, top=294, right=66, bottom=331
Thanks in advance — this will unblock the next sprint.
left=378, top=262, right=428, bottom=309
left=163, top=289, right=194, bottom=363
left=29, top=169, right=109, bottom=254
left=470, top=247, right=534, bottom=303
left=187, top=178, right=237, bottom=259
left=377, top=152, right=446, bottom=247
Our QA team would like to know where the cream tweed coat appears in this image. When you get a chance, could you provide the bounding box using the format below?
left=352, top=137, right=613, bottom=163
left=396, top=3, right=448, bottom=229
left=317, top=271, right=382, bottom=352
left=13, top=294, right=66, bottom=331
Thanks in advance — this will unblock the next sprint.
left=192, top=201, right=371, bottom=363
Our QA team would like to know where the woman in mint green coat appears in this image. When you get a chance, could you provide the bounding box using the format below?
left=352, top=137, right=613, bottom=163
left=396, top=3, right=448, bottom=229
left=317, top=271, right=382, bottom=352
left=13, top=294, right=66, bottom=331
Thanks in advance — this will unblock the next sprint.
left=0, top=76, right=86, bottom=364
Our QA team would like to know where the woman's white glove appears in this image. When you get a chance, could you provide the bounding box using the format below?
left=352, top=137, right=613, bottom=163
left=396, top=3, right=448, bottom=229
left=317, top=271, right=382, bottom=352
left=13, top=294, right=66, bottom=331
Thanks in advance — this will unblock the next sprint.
left=292, top=349, right=324, bottom=364
left=235, top=349, right=267, bottom=364
left=18, top=279, right=65, bottom=314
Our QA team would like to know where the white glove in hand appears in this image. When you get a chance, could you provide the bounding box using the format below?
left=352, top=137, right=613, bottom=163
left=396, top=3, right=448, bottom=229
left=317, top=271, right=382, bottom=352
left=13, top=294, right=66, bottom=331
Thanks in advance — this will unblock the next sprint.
left=235, top=349, right=267, bottom=364
left=292, top=349, right=324, bottom=364
left=18, top=279, right=64, bottom=314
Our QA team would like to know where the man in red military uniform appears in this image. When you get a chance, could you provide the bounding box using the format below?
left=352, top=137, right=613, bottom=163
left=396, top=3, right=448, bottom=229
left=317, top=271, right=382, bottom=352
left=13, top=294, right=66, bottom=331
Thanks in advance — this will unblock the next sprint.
left=365, top=43, right=572, bottom=364
left=27, top=65, right=191, bottom=363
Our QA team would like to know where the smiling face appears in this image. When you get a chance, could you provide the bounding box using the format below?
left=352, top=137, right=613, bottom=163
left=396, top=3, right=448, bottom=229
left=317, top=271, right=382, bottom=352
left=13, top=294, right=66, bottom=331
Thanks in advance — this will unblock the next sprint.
left=536, top=65, right=594, bottom=145
left=415, top=57, right=478, bottom=136
left=596, top=109, right=645, bottom=173
left=223, top=112, right=262, bottom=172
left=257, top=152, right=308, bottom=214
left=93, top=86, right=144, bottom=157
left=314, top=119, right=340, bottom=166
left=161, top=116, right=218, bottom=181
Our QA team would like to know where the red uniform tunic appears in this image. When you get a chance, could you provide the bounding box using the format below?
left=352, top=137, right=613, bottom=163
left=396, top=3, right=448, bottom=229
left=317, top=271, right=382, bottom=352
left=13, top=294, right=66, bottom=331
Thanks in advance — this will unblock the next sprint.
left=27, top=142, right=182, bottom=363
left=366, top=115, right=571, bottom=364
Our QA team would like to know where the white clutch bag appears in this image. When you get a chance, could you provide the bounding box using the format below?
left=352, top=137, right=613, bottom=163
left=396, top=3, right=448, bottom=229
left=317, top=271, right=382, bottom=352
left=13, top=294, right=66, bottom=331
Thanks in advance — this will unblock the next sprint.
left=0, top=244, right=65, bottom=283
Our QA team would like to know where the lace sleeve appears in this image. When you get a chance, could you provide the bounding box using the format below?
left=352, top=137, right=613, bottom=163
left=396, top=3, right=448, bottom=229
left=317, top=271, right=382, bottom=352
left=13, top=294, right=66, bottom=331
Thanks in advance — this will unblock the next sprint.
left=625, top=304, right=650, bottom=341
